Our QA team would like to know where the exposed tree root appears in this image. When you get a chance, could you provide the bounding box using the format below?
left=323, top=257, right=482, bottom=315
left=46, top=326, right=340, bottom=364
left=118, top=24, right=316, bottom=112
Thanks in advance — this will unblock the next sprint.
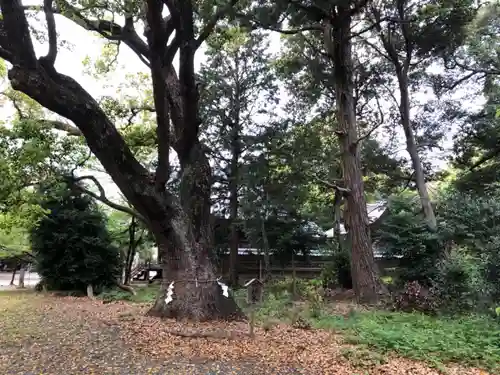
left=116, top=283, right=136, bottom=295
left=166, top=329, right=251, bottom=340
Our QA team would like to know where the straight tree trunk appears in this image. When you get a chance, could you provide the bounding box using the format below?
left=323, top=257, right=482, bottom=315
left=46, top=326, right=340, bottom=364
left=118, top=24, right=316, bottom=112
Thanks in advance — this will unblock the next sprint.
left=260, top=217, right=271, bottom=281
left=18, top=266, right=25, bottom=288
left=124, top=217, right=137, bottom=285
left=228, top=119, right=241, bottom=287
left=10, top=266, right=16, bottom=286
left=396, top=68, right=437, bottom=231
left=327, top=14, right=385, bottom=303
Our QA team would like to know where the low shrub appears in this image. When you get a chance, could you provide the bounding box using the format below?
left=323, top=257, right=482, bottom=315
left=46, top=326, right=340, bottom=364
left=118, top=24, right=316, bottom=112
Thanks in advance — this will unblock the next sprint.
left=432, top=248, right=488, bottom=313
left=321, top=245, right=352, bottom=289
left=391, top=281, right=438, bottom=314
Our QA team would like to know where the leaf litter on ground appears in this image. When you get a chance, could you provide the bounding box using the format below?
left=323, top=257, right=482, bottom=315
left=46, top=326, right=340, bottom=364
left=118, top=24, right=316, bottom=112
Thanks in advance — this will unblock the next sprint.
left=0, top=291, right=493, bottom=375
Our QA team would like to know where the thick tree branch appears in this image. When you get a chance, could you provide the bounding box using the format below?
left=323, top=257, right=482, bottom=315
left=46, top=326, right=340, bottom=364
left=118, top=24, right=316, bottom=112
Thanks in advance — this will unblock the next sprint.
left=53, top=0, right=151, bottom=67
left=43, top=0, right=58, bottom=65
left=194, top=0, right=239, bottom=49
left=311, top=173, right=350, bottom=194
left=237, top=12, right=322, bottom=34
left=40, top=119, right=83, bottom=136
left=73, top=175, right=146, bottom=222
left=447, top=71, right=485, bottom=91
left=0, top=0, right=38, bottom=68
left=450, top=57, right=500, bottom=75
left=469, top=148, right=500, bottom=171
left=0, top=47, right=13, bottom=61
left=146, top=0, right=171, bottom=191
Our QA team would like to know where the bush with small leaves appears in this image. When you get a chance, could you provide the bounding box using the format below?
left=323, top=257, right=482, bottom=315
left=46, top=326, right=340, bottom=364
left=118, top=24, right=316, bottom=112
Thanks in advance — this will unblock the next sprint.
left=432, top=248, right=488, bottom=312
left=391, top=281, right=439, bottom=314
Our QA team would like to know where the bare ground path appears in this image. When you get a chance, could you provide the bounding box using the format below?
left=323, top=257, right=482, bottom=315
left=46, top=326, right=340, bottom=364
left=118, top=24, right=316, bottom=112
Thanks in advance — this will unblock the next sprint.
left=0, top=291, right=491, bottom=375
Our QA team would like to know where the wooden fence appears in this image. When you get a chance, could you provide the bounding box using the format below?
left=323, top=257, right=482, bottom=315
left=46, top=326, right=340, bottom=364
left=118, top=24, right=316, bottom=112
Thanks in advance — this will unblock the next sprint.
left=145, top=254, right=399, bottom=284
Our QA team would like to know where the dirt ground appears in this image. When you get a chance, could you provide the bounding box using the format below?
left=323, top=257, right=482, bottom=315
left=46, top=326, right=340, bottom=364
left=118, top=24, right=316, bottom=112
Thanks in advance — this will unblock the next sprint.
left=0, top=291, right=491, bottom=375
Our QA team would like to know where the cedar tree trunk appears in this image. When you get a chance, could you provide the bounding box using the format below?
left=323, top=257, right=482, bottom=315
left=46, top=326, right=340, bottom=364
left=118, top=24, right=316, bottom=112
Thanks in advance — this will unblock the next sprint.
left=328, top=13, right=385, bottom=303
left=228, top=119, right=241, bottom=287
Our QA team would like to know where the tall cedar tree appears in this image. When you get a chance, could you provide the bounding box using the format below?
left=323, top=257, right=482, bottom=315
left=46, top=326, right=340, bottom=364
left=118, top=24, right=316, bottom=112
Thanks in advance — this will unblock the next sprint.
left=199, top=27, right=278, bottom=286
left=243, top=0, right=386, bottom=302
left=0, top=0, right=244, bottom=320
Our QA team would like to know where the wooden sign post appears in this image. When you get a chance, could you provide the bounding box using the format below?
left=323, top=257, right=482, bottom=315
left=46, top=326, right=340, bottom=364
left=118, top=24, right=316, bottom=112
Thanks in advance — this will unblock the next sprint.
left=244, top=278, right=264, bottom=337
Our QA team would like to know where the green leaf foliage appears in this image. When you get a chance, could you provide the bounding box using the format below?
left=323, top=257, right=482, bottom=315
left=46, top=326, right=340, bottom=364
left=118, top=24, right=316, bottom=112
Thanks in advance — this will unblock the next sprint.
left=30, top=182, right=121, bottom=294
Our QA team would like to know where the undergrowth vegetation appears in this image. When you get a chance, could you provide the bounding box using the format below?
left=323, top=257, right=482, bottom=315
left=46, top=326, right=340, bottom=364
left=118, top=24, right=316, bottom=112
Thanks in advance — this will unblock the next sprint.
left=99, top=278, right=500, bottom=372
left=316, top=311, right=500, bottom=372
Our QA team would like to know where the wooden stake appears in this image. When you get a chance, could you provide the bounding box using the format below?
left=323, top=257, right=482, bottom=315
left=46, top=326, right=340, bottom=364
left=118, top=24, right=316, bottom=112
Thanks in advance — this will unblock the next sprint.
left=248, top=308, right=256, bottom=338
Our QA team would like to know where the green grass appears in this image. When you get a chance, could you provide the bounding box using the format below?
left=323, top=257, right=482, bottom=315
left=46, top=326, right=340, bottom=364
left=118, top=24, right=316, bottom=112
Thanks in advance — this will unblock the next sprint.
left=315, top=310, right=500, bottom=371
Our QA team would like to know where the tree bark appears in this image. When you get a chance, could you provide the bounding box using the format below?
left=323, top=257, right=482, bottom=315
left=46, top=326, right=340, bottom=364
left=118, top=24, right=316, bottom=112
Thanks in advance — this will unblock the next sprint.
left=18, top=266, right=25, bottom=288
left=10, top=266, right=16, bottom=286
left=124, top=217, right=137, bottom=285
left=327, top=14, right=385, bottom=303
left=147, top=142, right=244, bottom=321
left=228, top=119, right=241, bottom=287
left=260, top=217, right=271, bottom=281
left=396, top=68, right=437, bottom=231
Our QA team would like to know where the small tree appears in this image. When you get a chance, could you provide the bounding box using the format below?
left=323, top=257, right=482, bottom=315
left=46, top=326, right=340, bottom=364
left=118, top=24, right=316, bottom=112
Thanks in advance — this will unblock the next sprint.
left=30, top=182, right=121, bottom=294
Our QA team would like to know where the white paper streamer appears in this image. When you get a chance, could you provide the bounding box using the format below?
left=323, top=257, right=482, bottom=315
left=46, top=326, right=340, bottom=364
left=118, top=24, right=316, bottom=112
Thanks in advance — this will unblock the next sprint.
left=164, top=281, right=175, bottom=305
left=217, top=279, right=229, bottom=298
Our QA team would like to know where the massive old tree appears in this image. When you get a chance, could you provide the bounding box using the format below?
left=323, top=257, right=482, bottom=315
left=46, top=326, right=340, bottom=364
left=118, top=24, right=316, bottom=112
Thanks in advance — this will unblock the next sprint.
left=0, top=0, right=243, bottom=320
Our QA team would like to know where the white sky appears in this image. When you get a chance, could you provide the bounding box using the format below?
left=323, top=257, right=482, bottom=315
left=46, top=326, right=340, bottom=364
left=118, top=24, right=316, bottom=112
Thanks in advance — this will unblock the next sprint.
left=0, top=2, right=486, bottom=207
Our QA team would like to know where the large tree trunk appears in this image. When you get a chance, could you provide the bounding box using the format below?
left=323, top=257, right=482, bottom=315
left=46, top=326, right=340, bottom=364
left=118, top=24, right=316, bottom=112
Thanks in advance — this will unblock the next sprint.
left=328, top=14, right=385, bottom=304
left=148, top=143, right=244, bottom=320
left=228, top=120, right=241, bottom=287
left=397, top=69, right=437, bottom=231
